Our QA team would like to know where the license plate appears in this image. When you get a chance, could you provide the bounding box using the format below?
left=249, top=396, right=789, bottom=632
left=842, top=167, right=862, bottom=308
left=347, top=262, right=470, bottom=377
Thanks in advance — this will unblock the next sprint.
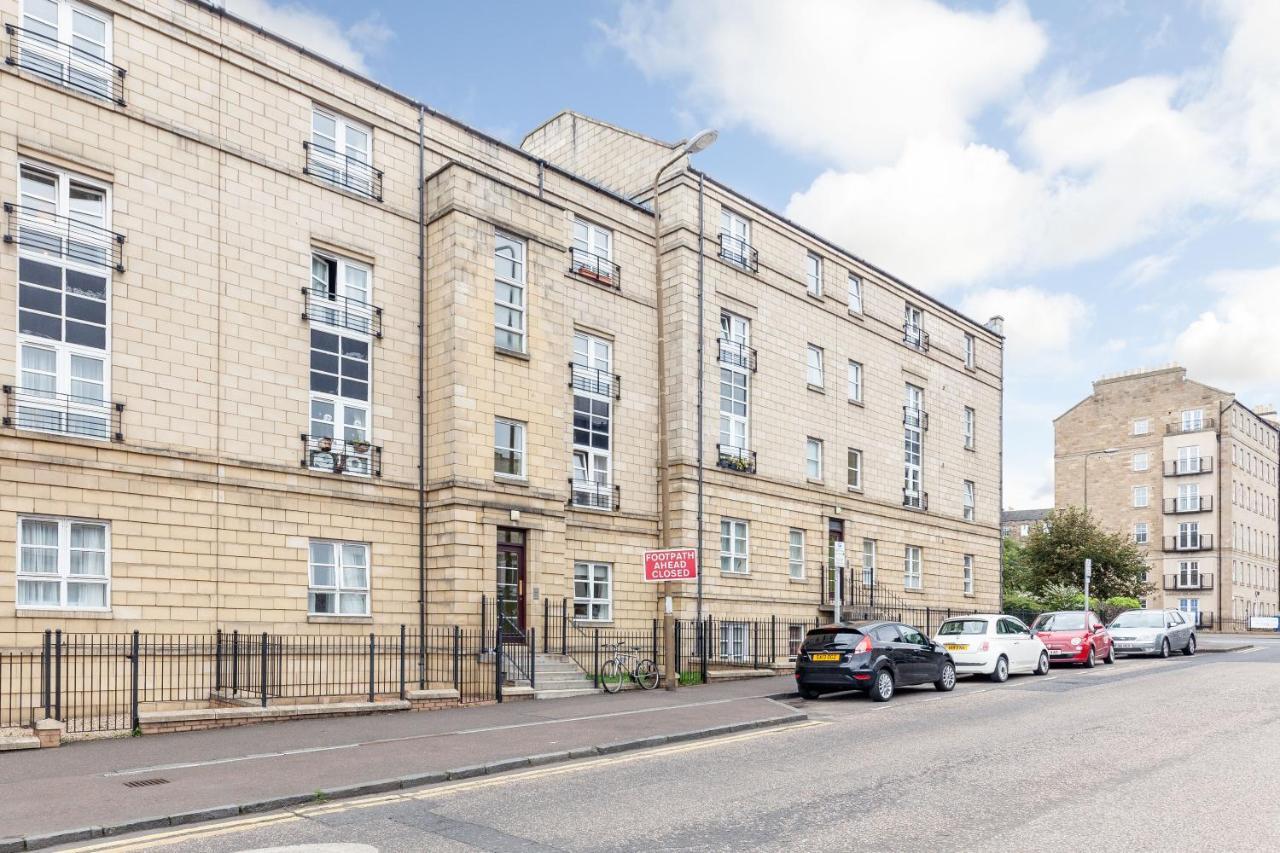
left=1118, top=642, right=1136, bottom=648
left=944, top=643, right=968, bottom=651
left=809, top=653, right=841, bottom=662
left=1050, top=650, right=1070, bottom=656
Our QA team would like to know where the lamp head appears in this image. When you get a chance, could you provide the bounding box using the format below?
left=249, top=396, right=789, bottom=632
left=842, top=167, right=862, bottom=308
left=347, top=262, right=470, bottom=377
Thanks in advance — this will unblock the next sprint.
left=682, top=129, right=718, bottom=155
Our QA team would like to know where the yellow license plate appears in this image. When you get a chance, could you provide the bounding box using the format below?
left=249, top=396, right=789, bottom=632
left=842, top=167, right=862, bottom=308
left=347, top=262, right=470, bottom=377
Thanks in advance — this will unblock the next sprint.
left=809, top=653, right=841, bottom=662
left=945, top=643, right=968, bottom=651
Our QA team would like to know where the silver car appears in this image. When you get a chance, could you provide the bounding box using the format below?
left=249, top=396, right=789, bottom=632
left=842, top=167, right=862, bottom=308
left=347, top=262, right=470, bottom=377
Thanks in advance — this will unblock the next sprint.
left=1108, top=609, right=1196, bottom=658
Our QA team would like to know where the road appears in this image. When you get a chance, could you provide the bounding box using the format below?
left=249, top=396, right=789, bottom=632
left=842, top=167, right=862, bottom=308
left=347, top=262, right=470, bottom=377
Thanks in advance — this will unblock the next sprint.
left=58, top=643, right=1280, bottom=852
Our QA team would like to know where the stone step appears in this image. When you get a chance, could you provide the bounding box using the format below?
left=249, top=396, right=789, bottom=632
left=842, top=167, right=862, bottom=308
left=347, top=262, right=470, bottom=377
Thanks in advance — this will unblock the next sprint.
left=534, top=678, right=595, bottom=689
left=0, top=733, right=41, bottom=752
left=533, top=687, right=602, bottom=700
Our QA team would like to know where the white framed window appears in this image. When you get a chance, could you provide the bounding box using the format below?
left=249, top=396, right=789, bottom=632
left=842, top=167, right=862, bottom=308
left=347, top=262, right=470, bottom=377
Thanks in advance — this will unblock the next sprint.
left=1132, top=486, right=1149, bottom=508
left=904, top=545, right=923, bottom=590
left=310, top=106, right=374, bottom=197
left=847, top=273, right=863, bottom=314
left=904, top=304, right=925, bottom=348
left=1133, top=522, right=1149, bottom=545
left=494, top=232, right=526, bottom=353
left=1020, top=524, right=1030, bottom=537
left=1132, top=452, right=1149, bottom=472
left=309, top=251, right=374, bottom=334
left=963, top=407, right=976, bottom=450
left=1177, top=445, right=1201, bottom=474
left=963, top=555, right=974, bottom=595
left=788, top=529, right=805, bottom=580
left=719, top=209, right=752, bottom=269
left=495, top=418, right=526, bottom=478
left=806, top=437, right=823, bottom=480
left=1177, top=521, right=1200, bottom=549
left=903, top=384, right=924, bottom=508
left=1177, top=483, right=1200, bottom=512
left=571, top=219, right=614, bottom=284
left=1178, top=561, right=1200, bottom=589
left=719, top=622, right=749, bottom=662
left=1181, top=409, right=1204, bottom=432
left=805, top=252, right=823, bottom=297
left=573, top=562, right=612, bottom=621
left=18, top=0, right=115, bottom=101
left=720, top=518, right=749, bottom=574
left=308, top=327, right=372, bottom=475
left=806, top=344, right=824, bottom=387
left=861, top=539, right=876, bottom=586
left=308, top=540, right=369, bottom=616
left=1178, top=598, right=1199, bottom=622
left=718, top=312, right=751, bottom=459
left=571, top=332, right=613, bottom=509
left=847, top=360, right=863, bottom=403
left=17, top=516, right=109, bottom=610
left=963, top=480, right=976, bottom=521
left=1132, top=418, right=1151, bottom=436
left=963, top=333, right=976, bottom=369
left=847, top=448, right=862, bottom=490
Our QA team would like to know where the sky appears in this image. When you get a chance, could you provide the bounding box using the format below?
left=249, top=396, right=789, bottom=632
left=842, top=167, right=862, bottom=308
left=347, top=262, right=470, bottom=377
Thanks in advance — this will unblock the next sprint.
left=225, top=0, right=1280, bottom=510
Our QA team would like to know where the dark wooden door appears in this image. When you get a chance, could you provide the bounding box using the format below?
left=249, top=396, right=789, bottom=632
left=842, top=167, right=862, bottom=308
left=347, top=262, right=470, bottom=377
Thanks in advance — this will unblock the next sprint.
left=496, top=528, right=527, bottom=638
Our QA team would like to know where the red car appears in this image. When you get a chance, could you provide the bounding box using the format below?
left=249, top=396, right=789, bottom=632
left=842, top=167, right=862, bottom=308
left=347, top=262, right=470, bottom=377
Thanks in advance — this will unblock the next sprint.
left=1031, top=610, right=1115, bottom=667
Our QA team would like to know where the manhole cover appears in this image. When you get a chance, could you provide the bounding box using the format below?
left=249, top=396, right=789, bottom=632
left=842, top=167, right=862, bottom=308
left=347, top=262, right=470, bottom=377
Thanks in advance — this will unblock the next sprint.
left=124, top=777, right=170, bottom=788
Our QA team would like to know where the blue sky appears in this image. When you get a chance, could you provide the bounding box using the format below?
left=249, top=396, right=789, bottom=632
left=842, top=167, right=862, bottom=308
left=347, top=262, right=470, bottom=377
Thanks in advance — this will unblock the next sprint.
left=229, top=0, right=1280, bottom=508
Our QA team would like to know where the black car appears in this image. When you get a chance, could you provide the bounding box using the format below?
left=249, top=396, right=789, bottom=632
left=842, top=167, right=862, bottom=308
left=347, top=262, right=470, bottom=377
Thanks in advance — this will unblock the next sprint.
left=794, top=620, right=957, bottom=702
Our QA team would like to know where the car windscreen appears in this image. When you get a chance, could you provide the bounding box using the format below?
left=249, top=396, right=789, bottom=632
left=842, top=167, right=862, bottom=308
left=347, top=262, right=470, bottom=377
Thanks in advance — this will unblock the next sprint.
left=1110, top=611, right=1164, bottom=629
left=802, top=630, right=862, bottom=651
left=938, top=619, right=987, bottom=635
left=1034, top=613, right=1086, bottom=631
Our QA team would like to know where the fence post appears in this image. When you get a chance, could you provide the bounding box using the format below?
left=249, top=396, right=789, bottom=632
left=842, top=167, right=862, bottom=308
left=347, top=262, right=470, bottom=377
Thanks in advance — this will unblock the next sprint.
left=752, top=621, right=759, bottom=670
left=130, top=630, right=140, bottom=733
left=452, top=625, right=461, bottom=692
left=54, top=629, right=62, bottom=721
left=368, top=632, right=376, bottom=704
left=926, top=607, right=932, bottom=636
left=495, top=611, right=504, bottom=703
left=652, top=619, right=659, bottom=668
left=592, top=629, right=600, bottom=689
left=231, top=630, right=240, bottom=696
left=41, top=629, right=51, bottom=719
left=399, top=625, right=407, bottom=701
left=700, top=617, right=709, bottom=684
left=561, top=598, right=568, bottom=656
left=529, top=629, right=536, bottom=690
left=259, top=632, right=268, bottom=709
left=215, top=629, right=224, bottom=694
left=674, top=620, right=682, bottom=684
left=542, top=598, right=548, bottom=654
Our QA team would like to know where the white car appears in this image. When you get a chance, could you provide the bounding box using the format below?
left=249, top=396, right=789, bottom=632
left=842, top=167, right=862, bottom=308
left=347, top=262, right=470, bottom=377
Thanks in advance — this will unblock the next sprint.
left=934, top=614, right=1051, bottom=682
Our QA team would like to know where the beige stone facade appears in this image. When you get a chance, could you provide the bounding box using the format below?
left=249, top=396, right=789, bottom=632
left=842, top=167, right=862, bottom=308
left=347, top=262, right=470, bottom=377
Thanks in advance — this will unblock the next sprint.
left=0, top=1, right=1003, bottom=648
left=1054, top=366, right=1280, bottom=628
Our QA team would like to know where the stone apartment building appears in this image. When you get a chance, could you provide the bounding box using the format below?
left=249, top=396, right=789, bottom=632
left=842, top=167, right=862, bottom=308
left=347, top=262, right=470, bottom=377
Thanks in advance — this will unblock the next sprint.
left=1055, top=366, right=1280, bottom=628
left=1001, top=508, right=1050, bottom=542
left=0, top=0, right=1004, bottom=649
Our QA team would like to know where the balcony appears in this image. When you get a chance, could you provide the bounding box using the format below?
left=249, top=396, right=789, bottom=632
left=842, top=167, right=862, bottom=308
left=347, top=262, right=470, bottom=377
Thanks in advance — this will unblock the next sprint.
left=903, top=489, right=929, bottom=511
left=569, top=362, right=620, bottom=399
left=567, top=478, right=619, bottom=511
left=1166, top=417, right=1216, bottom=436
left=5, top=23, right=126, bottom=106
left=1163, top=574, right=1215, bottom=591
left=1163, top=496, right=1213, bottom=514
left=716, top=445, right=756, bottom=474
left=301, top=434, right=381, bottom=477
left=903, top=406, right=930, bottom=431
left=1164, top=457, right=1212, bottom=476
left=302, top=287, right=383, bottom=338
left=1164, top=534, right=1213, bottom=552
left=717, top=338, right=757, bottom=372
left=569, top=248, right=620, bottom=291
left=903, top=324, right=930, bottom=352
left=4, top=202, right=125, bottom=272
left=3, top=384, right=124, bottom=442
left=718, top=233, right=758, bottom=272
left=303, top=142, right=383, bottom=202
left=1193, top=611, right=1214, bottom=629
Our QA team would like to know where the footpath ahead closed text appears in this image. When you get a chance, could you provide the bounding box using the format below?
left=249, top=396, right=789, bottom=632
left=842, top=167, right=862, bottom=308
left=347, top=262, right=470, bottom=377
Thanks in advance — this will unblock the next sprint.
left=644, top=548, right=698, bottom=582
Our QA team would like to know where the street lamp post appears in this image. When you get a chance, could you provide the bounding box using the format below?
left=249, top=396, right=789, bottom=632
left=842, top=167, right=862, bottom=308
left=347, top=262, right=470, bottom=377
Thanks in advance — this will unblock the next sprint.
left=1082, top=448, right=1119, bottom=513
left=653, top=129, right=717, bottom=692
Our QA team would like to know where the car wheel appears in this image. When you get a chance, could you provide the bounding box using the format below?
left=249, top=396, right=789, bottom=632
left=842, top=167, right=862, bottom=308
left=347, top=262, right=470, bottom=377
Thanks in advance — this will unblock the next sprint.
left=989, top=656, right=1009, bottom=683
left=1104, top=644, right=1116, bottom=665
left=1159, top=638, right=1171, bottom=659
left=1035, top=651, right=1050, bottom=675
left=870, top=668, right=895, bottom=702
left=799, top=686, right=821, bottom=700
left=1083, top=647, right=1096, bottom=668
left=1184, top=635, right=1196, bottom=657
left=934, top=661, right=956, bottom=692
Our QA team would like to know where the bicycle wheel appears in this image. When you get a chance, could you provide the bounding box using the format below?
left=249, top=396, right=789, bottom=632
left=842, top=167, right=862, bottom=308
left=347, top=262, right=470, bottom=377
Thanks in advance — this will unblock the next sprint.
left=634, top=658, right=659, bottom=690
left=600, top=658, right=625, bottom=693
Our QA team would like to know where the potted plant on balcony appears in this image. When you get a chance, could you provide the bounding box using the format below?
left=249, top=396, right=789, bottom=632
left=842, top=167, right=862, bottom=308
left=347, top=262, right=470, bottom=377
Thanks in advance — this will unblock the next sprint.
left=352, top=439, right=371, bottom=455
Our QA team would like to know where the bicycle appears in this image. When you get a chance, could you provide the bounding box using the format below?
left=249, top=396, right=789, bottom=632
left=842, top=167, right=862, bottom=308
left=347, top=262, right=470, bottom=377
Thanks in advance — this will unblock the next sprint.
left=599, top=642, right=659, bottom=693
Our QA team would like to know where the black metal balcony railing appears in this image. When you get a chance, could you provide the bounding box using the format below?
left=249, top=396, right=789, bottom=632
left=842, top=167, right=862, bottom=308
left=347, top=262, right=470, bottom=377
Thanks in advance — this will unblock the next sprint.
left=568, top=362, right=620, bottom=399
left=301, top=287, right=383, bottom=338
left=903, top=406, right=930, bottom=431
left=716, top=445, right=757, bottom=474
left=3, top=384, right=123, bottom=441
left=567, top=478, right=619, bottom=511
left=301, top=434, right=381, bottom=477
left=1194, top=612, right=1214, bottom=629
left=1163, top=574, right=1215, bottom=591
left=903, top=324, right=930, bottom=352
left=303, top=142, right=384, bottom=202
left=5, top=24, right=126, bottom=106
left=717, top=338, right=757, bottom=372
left=1164, top=496, right=1213, bottom=514
left=903, top=489, right=929, bottom=511
left=1164, top=457, right=1212, bottom=476
left=568, top=248, right=621, bottom=290
left=4, top=202, right=125, bottom=272
left=1166, top=417, right=1217, bottom=435
left=1164, top=534, right=1214, bottom=552
left=718, top=233, right=758, bottom=272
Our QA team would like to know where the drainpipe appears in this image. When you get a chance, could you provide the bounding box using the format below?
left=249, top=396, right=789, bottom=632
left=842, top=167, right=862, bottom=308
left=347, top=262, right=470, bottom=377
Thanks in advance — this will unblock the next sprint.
left=696, top=171, right=705, bottom=626
left=417, top=106, right=428, bottom=687
left=1217, top=401, right=1224, bottom=627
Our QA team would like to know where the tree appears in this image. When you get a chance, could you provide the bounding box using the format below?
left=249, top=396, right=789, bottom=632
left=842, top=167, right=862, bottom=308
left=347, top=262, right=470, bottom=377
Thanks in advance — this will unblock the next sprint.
left=1001, top=537, right=1033, bottom=595
left=1018, top=507, right=1151, bottom=600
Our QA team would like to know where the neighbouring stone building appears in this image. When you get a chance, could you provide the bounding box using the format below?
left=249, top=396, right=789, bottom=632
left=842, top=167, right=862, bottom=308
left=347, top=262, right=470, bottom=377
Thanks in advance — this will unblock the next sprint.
left=1001, top=508, right=1051, bottom=543
left=0, top=0, right=1004, bottom=649
left=1054, top=366, right=1280, bottom=628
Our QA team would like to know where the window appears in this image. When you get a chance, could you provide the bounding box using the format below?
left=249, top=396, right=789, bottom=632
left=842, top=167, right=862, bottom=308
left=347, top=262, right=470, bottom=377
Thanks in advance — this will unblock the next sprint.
left=720, top=519, right=749, bottom=574
left=1178, top=522, right=1200, bottom=549
left=904, top=304, right=925, bottom=348
left=904, top=545, right=922, bottom=590
left=861, top=539, right=876, bottom=586
left=963, top=480, right=976, bottom=521
left=903, top=384, right=924, bottom=508
left=309, top=328, right=372, bottom=475
left=1179, top=598, right=1199, bottom=622
left=1133, top=522, right=1149, bottom=545
left=573, top=562, right=611, bottom=621
left=1133, top=418, right=1150, bottom=436
left=847, top=360, right=863, bottom=403
left=719, top=312, right=751, bottom=459
left=788, top=625, right=804, bottom=657
left=963, top=555, right=974, bottom=595
left=1177, top=445, right=1201, bottom=474
left=963, top=407, right=976, bottom=450
left=1132, top=452, right=1149, bottom=472
left=847, top=448, right=862, bottom=490
left=963, top=334, right=976, bottom=369
left=1182, top=409, right=1204, bottom=432
left=806, top=344, right=824, bottom=387
left=1132, top=486, right=1149, bottom=508
left=1177, top=483, right=1200, bottom=512
left=720, top=622, right=749, bottom=662
left=806, top=438, right=823, bottom=480
left=805, top=253, right=823, bottom=297
left=1178, top=561, right=1200, bottom=588
left=847, top=274, right=863, bottom=314
left=308, top=252, right=374, bottom=335
left=17, top=0, right=115, bottom=101
left=494, top=418, right=525, bottom=478
left=308, top=540, right=369, bottom=616
left=719, top=209, right=752, bottom=269
left=17, top=516, right=109, bottom=610
left=310, top=107, right=375, bottom=197
left=571, top=332, right=613, bottom=508
left=494, top=232, right=526, bottom=353
left=788, top=530, right=805, bottom=580
left=1019, top=524, right=1030, bottom=537
left=571, top=219, right=614, bottom=283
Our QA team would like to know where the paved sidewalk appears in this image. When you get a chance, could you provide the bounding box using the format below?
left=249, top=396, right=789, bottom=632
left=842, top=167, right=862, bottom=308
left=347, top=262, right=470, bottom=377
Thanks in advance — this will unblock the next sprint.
left=0, top=676, right=801, bottom=849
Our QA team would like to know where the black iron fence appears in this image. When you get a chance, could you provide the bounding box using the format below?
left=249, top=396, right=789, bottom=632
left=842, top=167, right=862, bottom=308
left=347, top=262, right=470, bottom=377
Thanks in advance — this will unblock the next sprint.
left=5, top=23, right=127, bottom=106
left=542, top=598, right=659, bottom=688
left=569, top=248, right=621, bottom=290
left=303, top=141, right=383, bottom=201
left=3, top=201, right=126, bottom=272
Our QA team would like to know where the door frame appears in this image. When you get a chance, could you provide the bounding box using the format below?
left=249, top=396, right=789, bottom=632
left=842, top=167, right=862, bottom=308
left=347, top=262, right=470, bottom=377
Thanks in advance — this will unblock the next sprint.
left=496, top=527, right=528, bottom=637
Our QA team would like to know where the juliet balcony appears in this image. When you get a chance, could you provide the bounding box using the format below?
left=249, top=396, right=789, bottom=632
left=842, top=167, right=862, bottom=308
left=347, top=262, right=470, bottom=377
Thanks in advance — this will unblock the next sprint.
left=718, top=232, right=758, bottom=272
left=5, top=23, right=126, bottom=106
left=3, top=384, right=124, bottom=442
left=1164, top=457, right=1212, bottom=476
left=1163, top=496, right=1213, bottom=514
left=303, top=142, right=383, bottom=202
left=569, top=247, right=621, bottom=291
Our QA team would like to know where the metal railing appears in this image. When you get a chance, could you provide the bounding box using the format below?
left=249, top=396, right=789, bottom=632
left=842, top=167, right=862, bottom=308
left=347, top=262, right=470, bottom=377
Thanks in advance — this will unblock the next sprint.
left=569, top=248, right=621, bottom=290
left=568, top=478, right=619, bottom=511
left=4, top=201, right=125, bottom=272
left=301, top=434, right=382, bottom=477
left=302, top=287, right=383, bottom=337
left=1166, top=418, right=1216, bottom=435
left=903, top=489, right=928, bottom=511
left=5, top=23, right=126, bottom=106
left=496, top=611, right=535, bottom=690
left=1164, top=534, right=1214, bottom=552
left=904, top=406, right=929, bottom=431
left=718, top=232, right=758, bottom=272
left=542, top=599, right=660, bottom=688
left=303, top=142, right=384, bottom=201
left=717, top=338, right=757, bottom=372
left=716, top=444, right=757, bottom=474
left=569, top=362, right=621, bottom=399
left=1163, top=496, right=1213, bottom=514
left=903, top=324, right=930, bottom=351
left=1164, top=457, right=1212, bottom=476
left=1163, top=574, right=1215, bottom=591
left=3, top=384, right=124, bottom=441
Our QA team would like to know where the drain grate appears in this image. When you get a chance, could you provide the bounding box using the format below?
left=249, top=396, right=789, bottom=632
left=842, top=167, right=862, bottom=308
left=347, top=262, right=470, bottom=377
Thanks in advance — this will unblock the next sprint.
left=123, top=777, right=170, bottom=788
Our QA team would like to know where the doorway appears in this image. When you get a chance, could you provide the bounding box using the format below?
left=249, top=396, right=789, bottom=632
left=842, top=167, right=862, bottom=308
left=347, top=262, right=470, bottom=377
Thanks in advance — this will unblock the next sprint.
left=827, top=519, right=845, bottom=606
left=496, top=528, right=526, bottom=637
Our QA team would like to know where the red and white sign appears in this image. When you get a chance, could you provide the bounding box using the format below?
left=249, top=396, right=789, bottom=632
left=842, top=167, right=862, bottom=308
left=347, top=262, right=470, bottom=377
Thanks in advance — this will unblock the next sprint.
left=644, top=548, right=698, bottom=582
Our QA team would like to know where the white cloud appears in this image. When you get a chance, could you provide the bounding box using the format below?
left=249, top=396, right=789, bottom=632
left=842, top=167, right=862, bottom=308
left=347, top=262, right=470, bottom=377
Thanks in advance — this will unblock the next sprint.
left=1004, top=452, right=1055, bottom=509
left=1121, top=252, right=1177, bottom=286
left=962, top=286, right=1088, bottom=366
left=1173, top=266, right=1280, bottom=390
left=223, top=0, right=388, bottom=74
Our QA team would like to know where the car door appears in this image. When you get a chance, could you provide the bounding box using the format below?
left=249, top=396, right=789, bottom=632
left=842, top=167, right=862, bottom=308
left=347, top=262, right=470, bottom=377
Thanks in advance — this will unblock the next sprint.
left=998, top=618, right=1029, bottom=670
left=897, top=624, right=936, bottom=684
left=1168, top=610, right=1190, bottom=649
left=1008, top=616, right=1041, bottom=670
left=1088, top=612, right=1109, bottom=656
left=872, top=624, right=909, bottom=679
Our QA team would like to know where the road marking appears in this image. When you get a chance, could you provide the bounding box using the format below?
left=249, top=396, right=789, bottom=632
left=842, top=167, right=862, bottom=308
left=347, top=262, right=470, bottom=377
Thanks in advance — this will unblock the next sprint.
left=1235, top=646, right=1262, bottom=654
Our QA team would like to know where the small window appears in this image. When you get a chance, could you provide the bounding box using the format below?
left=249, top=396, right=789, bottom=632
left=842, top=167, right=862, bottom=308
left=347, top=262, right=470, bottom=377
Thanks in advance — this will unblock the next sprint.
left=308, top=540, right=369, bottom=616
left=1019, top=524, right=1030, bottom=537
left=1133, top=486, right=1149, bottom=508
left=16, top=0, right=118, bottom=103
left=788, top=529, right=805, bottom=580
left=904, top=545, right=923, bottom=590
left=1133, top=522, right=1149, bottom=545
left=904, top=304, right=925, bottom=348
left=806, top=344, right=824, bottom=388
left=805, top=253, right=823, bottom=297
left=963, top=407, right=976, bottom=450
left=963, top=555, right=974, bottom=595
left=1181, top=409, right=1204, bottom=432
left=847, top=448, right=862, bottom=490
left=574, top=562, right=612, bottom=621
left=963, top=334, right=976, bottom=369
left=1133, top=418, right=1151, bottom=436
left=847, top=274, right=863, bottom=314
left=861, top=539, right=876, bottom=586
left=310, top=106, right=376, bottom=198
left=720, top=518, right=749, bottom=574
left=847, top=360, right=863, bottom=403
left=719, top=209, right=752, bottom=269
left=806, top=437, right=823, bottom=480
left=17, top=516, right=109, bottom=610
left=495, top=418, right=526, bottom=478
left=494, top=232, right=526, bottom=353
left=1132, top=452, right=1149, bottom=472
left=571, top=219, right=614, bottom=284
left=963, top=480, right=976, bottom=521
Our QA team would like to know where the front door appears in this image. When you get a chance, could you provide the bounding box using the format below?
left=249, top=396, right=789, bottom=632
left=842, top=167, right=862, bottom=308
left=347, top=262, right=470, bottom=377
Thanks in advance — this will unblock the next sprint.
left=496, top=528, right=527, bottom=638
left=827, top=519, right=845, bottom=606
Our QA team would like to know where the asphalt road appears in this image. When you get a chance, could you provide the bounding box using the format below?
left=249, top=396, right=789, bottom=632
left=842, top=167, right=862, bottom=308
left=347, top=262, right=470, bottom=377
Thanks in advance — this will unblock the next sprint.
left=59, top=642, right=1280, bottom=852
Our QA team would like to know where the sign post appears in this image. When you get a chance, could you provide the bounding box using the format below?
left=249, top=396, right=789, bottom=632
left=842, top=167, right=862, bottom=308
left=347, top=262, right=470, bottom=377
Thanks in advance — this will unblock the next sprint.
left=1083, top=558, right=1093, bottom=621
left=645, top=548, right=698, bottom=691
